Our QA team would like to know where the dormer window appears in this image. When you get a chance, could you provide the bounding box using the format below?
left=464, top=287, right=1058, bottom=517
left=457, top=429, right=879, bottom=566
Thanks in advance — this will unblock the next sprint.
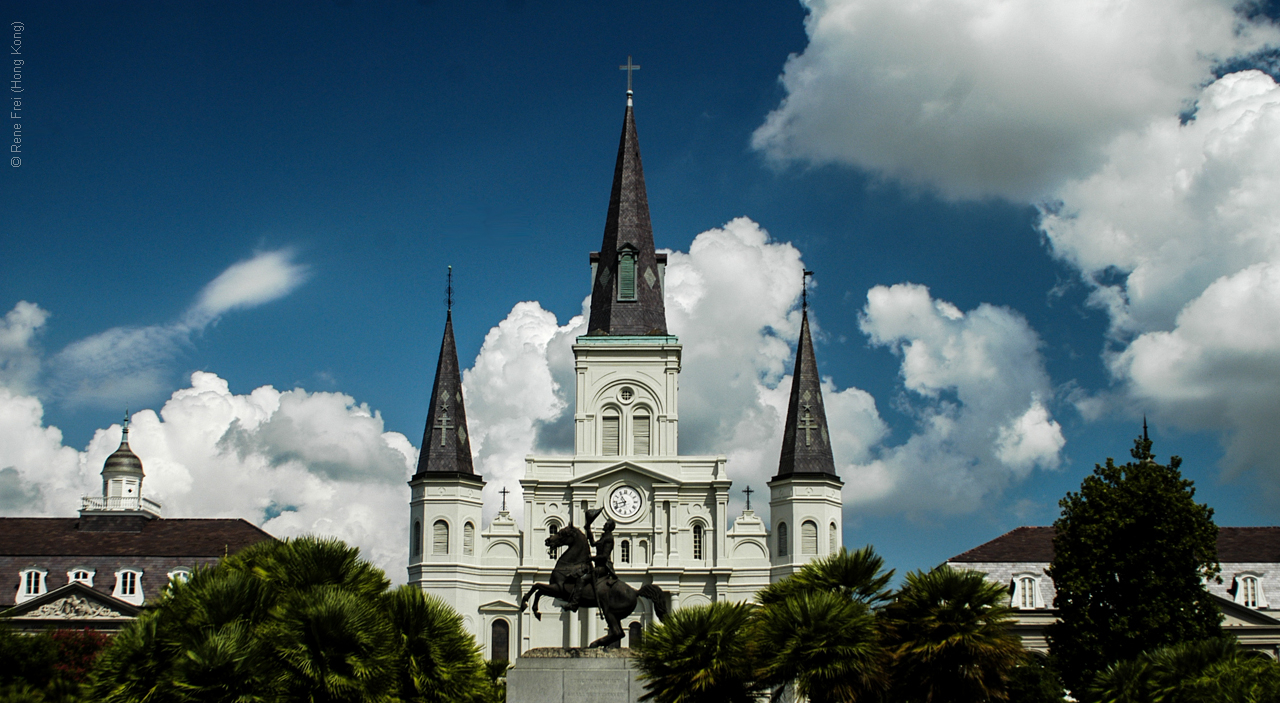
left=168, top=568, right=192, bottom=585
left=16, top=568, right=47, bottom=603
left=67, top=568, right=95, bottom=587
left=1011, top=573, right=1044, bottom=610
left=1235, top=573, right=1269, bottom=609
left=113, top=568, right=144, bottom=605
left=618, top=248, right=637, bottom=301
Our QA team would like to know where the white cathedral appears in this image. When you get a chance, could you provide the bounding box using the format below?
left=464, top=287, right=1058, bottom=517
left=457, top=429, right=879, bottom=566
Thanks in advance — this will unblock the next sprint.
left=407, top=90, right=845, bottom=660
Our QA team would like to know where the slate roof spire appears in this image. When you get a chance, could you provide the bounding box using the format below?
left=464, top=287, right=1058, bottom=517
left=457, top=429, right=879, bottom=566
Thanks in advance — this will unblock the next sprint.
left=586, top=91, right=668, bottom=336
left=414, top=270, right=476, bottom=477
left=775, top=275, right=838, bottom=478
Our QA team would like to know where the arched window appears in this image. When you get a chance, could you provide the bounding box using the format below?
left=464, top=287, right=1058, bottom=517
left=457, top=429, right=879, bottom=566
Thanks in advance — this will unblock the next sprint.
left=620, top=539, right=631, bottom=564
left=639, top=539, right=649, bottom=564
left=602, top=413, right=620, bottom=456
left=67, top=568, right=94, bottom=587
left=629, top=621, right=643, bottom=647
left=547, top=520, right=563, bottom=558
left=777, top=522, right=789, bottom=558
left=801, top=521, right=818, bottom=555
left=18, top=569, right=46, bottom=603
left=1012, top=573, right=1042, bottom=610
left=829, top=522, right=838, bottom=554
left=633, top=410, right=651, bottom=456
left=1020, top=577, right=1037, bottom=609
left=463, top=522, right=475, bottom=556
left=1241, top=576, right=1262, bottom=608
left=412, top=520, right=423, bottom=557
left=167, top=568, right=191, bottom=585
left=692, top=524, right=704, bottom=560
left=113, top=569, right=144, bottom=605
left=433, top=520, right=449, bottom=555
left=491, top=619, right=510, bottom=663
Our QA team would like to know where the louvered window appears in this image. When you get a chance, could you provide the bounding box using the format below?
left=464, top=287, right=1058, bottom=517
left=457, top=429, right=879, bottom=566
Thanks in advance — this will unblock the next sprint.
left=777, top=522, right=788, bottom=557
left=412, top=520, right=422, bottom=556
left=633, top=413, right=651, bottom=455
left=801, top=521, right=818, bottom=555
left=463, top=522, right=475, bottom=556
left=433, top=520, right=449, bottom=555
left=618, top=251, right=637, bottom=301
left=603, top=415, right=620, bottom=455
left=830, top=522, right=838, bottom=554
left=693, top=524, right=704, bottom=560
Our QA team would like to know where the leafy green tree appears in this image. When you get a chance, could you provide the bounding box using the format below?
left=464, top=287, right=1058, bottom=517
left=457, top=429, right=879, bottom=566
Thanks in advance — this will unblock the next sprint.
left=881, top=565, right=1025, bottom=703
left=1005, top=653, right=1066, bottom=703
left=633, top=601, right=761, bottom=703
left=1087, top=637, right=1280, bottom=703
left=88, top=535, right=491, bottom=703
left=1047, top=432, right=1221, bottom=694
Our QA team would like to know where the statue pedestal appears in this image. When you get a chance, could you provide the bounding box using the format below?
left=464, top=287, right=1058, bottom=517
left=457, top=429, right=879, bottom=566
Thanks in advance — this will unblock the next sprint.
left=506, top=647, right=645, bottom=703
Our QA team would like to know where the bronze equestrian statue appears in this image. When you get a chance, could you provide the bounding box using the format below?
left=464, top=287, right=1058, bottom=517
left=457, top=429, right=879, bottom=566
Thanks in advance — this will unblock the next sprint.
left=520, top=507, right=668, bottom=648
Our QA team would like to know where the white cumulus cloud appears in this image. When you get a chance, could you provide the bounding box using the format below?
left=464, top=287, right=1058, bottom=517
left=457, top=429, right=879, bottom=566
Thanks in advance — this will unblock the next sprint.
left=753, top=0, right=1279, bottom=201
left=855, top=283, right=1064, bottom=515
left=1040, top=70, right=1280, bottom=487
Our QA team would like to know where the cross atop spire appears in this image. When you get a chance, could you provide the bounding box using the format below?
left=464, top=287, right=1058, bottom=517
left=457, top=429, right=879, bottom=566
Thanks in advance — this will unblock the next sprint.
left=446, top=265, right=453, bottom=312
left=743, top=485, right=754, bottom=510
left=414, top=270, right=476, bottom=477
left=586, top=87, right=668, bottom=336
left=802, top=269, right=814, bottom=311
left=775, top=302, right=838, bottom=478
left=499, top=486, right=510, bottom=512
left=620, top=56, right=640, bottom=105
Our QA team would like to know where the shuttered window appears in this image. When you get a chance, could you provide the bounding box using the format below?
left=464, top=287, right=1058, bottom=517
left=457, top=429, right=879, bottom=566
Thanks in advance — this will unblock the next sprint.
left=830, top=522, right=838, bottom=554
left=603, top=415, right=620, bottom=455
left=464, top=522, right=475, bottom=556
left=433, top=520, right=449, bottom=555
left=777, top=522, right=788, bottom=557
left=618, top=252, right=637, bottom=300
left=801, top=521, right=818, bottom=555
left=633, top=413, right=651, bottom=455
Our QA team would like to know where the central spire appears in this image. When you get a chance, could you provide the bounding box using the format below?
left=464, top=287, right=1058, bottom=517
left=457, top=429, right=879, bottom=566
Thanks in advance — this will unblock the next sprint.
left=586, top=92, right=668, bottom=336
left=414, top=273, right=476, bottom=477
left=776, top=286, right=838, bottom=478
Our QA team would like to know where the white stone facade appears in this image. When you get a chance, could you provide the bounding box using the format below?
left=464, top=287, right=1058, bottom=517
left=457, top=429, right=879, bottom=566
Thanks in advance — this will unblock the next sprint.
left=411, top=333, right=835, bottom=659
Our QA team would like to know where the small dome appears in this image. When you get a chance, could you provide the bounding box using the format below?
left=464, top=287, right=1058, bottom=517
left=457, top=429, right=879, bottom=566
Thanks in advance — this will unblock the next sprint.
left=103, top=426, right=144, bottom=476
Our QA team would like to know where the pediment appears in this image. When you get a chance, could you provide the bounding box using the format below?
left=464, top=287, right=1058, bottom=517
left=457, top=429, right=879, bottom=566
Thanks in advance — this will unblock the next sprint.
left=479, top=598, right=521, bottom=612
left=1213, top=594, right=1280, bottom=626
left=2, top=582, right=140, bottom=620
left=569, top=462, right=677, bottom=486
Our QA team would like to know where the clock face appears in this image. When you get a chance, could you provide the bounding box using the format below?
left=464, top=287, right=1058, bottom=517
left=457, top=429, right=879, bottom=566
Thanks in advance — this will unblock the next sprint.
left=609, top=485, right=643, bottom=519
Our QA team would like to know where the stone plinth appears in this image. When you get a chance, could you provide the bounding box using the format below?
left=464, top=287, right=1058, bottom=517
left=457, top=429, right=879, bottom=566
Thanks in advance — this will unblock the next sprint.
left=506, top=648, right=645, bottom=703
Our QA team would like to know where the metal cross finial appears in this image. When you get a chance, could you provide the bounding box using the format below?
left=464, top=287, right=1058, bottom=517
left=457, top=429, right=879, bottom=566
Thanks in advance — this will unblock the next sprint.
left=743, top=485, right=754, bottom=511
left=446, top=265, right=453, bottom=312
left=499, top=486, right=510, bottom=512
left=802, top=270, right=814, bottom=311
left=620, top=56, right=640, bottom=93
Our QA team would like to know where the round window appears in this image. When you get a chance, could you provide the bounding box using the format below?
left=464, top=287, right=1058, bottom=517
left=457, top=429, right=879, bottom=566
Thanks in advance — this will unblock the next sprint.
left=619, top=387, right=634, bottom=402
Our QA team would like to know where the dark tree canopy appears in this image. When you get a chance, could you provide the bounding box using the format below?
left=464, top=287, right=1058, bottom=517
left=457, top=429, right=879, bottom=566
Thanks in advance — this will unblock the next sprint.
left=1046, top=432, right=1221, bottom=695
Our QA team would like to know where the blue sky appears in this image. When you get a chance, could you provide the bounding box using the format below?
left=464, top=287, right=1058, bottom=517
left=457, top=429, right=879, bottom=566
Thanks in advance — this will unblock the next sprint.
left=4, top=0, right=1280, bottom=579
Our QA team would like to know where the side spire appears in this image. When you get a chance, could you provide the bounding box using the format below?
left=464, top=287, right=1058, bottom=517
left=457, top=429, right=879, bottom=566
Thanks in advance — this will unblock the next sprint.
left=776, top=276, right=837, bottom=478
left=586, top=79, right=668, bottom=336
left=414, top=270, right=476, bottom=477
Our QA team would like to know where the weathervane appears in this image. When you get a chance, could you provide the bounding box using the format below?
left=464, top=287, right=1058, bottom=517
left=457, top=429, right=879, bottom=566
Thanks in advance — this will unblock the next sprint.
left=446, top=265, right=453, bottom=312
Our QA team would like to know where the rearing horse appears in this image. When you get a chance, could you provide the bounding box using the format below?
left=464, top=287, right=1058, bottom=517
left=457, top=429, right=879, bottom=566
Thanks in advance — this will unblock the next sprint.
left=520, top=524, right=669, bottom=648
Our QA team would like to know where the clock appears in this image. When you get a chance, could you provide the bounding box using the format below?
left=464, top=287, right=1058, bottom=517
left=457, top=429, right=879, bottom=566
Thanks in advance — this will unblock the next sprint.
left=609, top=485, right=643, bottom=519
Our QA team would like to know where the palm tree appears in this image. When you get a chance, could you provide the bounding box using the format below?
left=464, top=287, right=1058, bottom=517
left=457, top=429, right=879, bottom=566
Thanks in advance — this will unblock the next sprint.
left=754, top=590, right=886, bottom=703
left=633, top=601, right=761, bottom=703
left=758, top=546, right=895, bottom=608
left=881, top=565, right=1024, bottom=703
left=1087, top=637, right=1280, bottom=703
left=383, top=584, right=488, bottom=703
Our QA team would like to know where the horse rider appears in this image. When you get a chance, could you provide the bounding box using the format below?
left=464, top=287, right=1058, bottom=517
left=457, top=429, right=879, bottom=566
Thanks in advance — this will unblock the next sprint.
left=567, top=508, right=617, bottom=611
